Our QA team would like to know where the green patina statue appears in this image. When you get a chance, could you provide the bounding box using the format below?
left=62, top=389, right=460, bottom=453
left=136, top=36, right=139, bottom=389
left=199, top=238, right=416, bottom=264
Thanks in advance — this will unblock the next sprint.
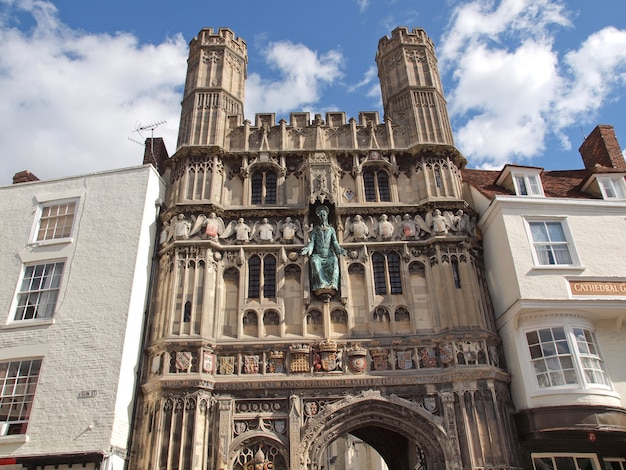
left=300, top=205, right=346, bottom=294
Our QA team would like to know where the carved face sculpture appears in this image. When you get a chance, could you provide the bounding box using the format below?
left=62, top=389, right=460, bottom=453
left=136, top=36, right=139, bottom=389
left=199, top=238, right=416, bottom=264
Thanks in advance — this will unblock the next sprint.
left=315, top=206, right=329, bottom=224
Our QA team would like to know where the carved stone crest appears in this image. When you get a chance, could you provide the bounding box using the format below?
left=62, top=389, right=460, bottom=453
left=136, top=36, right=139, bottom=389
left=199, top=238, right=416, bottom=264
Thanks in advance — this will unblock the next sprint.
left=304, top=401, right=319, bottom=417
left=347, top=344, right=367, bottom=374
left=219, top=356, right=235, bottom=375
left=202, top=351, right=215, bottom=373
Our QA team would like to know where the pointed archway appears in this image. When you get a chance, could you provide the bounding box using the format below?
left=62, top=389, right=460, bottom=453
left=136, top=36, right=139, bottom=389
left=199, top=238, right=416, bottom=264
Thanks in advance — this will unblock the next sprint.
left=299, top=391, right=455, bottom=470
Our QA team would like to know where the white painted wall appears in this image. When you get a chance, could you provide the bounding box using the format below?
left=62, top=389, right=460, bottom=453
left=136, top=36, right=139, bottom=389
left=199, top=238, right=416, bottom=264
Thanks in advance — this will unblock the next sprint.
left=0, top=165, right=164, bottom=460
left=477, top=195, right=626, bottom=412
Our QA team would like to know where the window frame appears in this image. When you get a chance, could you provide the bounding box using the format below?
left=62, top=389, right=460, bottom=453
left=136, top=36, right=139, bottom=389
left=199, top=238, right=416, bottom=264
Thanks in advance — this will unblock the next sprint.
left=12, top=261, right=65, bottom=323
left=363, top=168, right=391, bottom=203
left=523, top=324, right=611, bottom=393
left=525, top=218, right=579, bottom=268
left=31, top=198, right=79, bottom=245
left=250, top=169, right=278, bottom=205
left=0, top=358, right=43, bottom=436
left=596, top=175, right=626, bottom=200
left=372, top=251, right=403, bottom=295
left=247, top=254, right=277, bottom=300
left=531, top=453, right=601, bottom=470
left=512, top=171, right=544, bottom=196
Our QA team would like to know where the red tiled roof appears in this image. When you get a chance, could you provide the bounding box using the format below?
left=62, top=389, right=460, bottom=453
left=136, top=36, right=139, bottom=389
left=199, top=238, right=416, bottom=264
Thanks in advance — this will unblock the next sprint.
left=461, top=167, right=607, bottom=200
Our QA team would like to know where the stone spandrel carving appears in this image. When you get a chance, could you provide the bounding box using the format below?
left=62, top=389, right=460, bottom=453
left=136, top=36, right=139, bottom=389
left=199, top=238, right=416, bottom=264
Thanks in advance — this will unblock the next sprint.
left=300, top=205, right=346, bottom=296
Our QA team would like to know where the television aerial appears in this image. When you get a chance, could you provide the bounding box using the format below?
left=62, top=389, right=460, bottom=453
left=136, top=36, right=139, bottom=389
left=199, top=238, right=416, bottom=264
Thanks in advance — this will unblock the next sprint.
left=128, top=120, right=167, bottom=152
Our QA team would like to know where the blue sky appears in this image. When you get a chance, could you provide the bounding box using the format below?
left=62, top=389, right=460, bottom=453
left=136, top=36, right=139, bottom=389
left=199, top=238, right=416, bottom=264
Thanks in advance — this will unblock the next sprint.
left=1, top=0, right=625, bottom=183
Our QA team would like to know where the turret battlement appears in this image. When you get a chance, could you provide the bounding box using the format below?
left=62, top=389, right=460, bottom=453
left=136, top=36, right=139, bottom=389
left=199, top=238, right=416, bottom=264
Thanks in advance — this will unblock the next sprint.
left=376, top=26, right=435, bottom=55
left=190, top=27, right=248, bottom=58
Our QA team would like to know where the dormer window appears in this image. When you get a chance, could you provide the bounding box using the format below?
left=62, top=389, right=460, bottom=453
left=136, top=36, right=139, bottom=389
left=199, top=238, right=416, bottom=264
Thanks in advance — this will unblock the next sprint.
left=495, top=165, right=544, bottom=197
left=513, top=173, right=542, bottom=196
left=597, top=175, right=626, bottom=199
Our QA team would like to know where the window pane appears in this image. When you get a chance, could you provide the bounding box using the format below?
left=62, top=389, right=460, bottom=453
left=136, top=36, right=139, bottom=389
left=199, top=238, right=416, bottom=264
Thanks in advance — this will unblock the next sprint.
left=37, top=202, right=76, bottom=241
left=528, top=175, right=541, bottom=195
left=363, top=171, right=376, bottom=202
left=526, top=331, right=539, bottom=345
left=265, top=172, right=277, bottom=205
left=251, top=173, right=263, bottom=204
left=247, top=256, right=261, bottom=298
left=539, top=328, right=554, bottom=342
left=387, top=253, right=402, bottom=294
left=15, top=262, right=64, bottom=321
left=546, top=222, right=566, bottom=242
left=515, top=176, right=529, bottom=195
left=530, top=223, right=549, bottom=242
left=554, top=457, right=577, bottom=470
left=534, top=456, right=556, bottom=468
left=263, top=255, right=276, bottom=298
left=377, top=171, right=391, bottom=201
left=372, top=253, right=387, bottom=295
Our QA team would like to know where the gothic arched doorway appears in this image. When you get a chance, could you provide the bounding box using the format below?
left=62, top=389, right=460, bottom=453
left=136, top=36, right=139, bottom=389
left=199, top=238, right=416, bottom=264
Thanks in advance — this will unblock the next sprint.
left=301, top=392, right=453, bottom=470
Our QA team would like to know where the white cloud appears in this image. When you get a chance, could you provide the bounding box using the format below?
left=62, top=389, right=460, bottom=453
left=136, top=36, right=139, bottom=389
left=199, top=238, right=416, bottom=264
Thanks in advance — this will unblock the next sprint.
left=440, top=0, right=626, bottom=167
left=245, top=41, right=344, bottom=118
left=555, top=27, right=626, bottom=128
left=355, top=0, right=370, bottom=13
left=348, top=66, right=377, bottom=92
left=0, top=0, right=188, bottom=182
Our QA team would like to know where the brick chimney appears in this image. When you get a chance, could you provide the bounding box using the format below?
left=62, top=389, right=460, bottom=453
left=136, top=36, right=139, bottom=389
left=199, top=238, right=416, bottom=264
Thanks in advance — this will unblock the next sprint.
left=579, top=125, right=626, bottom=171
left=13, top=170, right=40, bottom=184
left=143, top=138, right=169, bottom=175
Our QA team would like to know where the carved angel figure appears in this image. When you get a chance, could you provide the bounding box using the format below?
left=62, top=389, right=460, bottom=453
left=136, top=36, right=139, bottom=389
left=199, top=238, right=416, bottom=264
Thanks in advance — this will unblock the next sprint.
left=410, top=214, right=432, bottom=239
left=344, top=214, right=372, bottom=242
left=221, top=218, right=251, bottom=244
left=189, top=212, right=225, bottom=240
left=252, top=218, right=275, bottom=243
left=375, top=214, right=396, bottom=240
left=452, top=209, right=471, bottom=235
left=159, top=219, right=173, bottom=246
left=277, top=217, right=303, bottom=243
left=173, top=214, right=191, bottom=240
left=426, top=209, right=457, bottom=236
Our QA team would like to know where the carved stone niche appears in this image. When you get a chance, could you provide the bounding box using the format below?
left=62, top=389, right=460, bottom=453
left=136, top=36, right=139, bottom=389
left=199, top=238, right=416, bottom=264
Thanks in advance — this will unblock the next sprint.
left=304, top=156, right=337, bottom=204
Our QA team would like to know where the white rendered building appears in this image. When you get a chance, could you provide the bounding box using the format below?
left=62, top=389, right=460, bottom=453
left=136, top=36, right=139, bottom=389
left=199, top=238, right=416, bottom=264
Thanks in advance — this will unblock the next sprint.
left=0, top=163, right=165, bottom=469
left=463, top=125, right=626, bottom=469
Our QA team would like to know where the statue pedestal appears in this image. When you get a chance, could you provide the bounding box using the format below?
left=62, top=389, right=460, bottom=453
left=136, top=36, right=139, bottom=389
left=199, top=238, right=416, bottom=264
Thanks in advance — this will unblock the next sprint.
left=313, top=288, right=336, bottom=302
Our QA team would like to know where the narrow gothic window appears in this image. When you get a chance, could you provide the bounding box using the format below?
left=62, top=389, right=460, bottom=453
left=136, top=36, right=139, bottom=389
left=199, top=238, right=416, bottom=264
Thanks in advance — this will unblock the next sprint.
left=183, top=301, right=192, bottom=322
left=248, top=255, right=276, bottom=299
left=248, top=256, right=261, bottom=298
left=263, top=255, right=276, bottom=298
left=372, top=253, right=387, bottom=294
left=372, top=252, right=402, bottom=295
left=452, top=259, right=461, bottom=289
left=434, top=167, right=443, bottom=188
left=387, top=252, right=402, bottom=294
left=363, top=169, right=391, bottom=202
left=251, top=169, right=278, bottom=205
